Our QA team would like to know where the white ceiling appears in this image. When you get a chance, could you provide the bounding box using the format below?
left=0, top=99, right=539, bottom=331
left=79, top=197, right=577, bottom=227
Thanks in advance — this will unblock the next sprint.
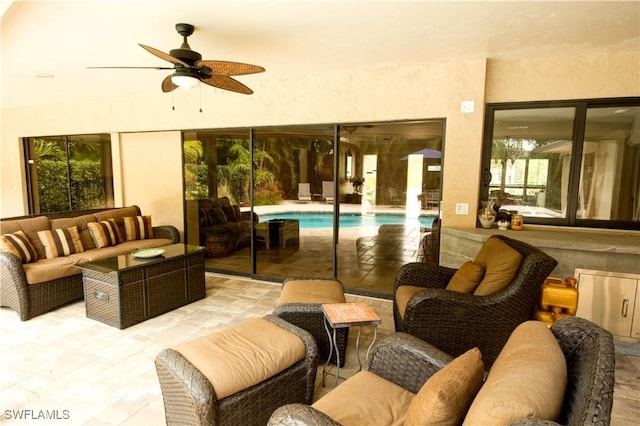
left=2, top=0, right=639, bottom=109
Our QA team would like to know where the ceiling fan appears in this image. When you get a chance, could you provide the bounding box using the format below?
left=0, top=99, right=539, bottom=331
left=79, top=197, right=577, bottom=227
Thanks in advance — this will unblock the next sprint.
left=89, top=23, right=265, bottom=94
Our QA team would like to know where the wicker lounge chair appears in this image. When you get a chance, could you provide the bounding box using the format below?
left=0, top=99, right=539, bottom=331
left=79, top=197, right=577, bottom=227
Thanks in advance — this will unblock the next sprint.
left=269, top=316, right=615, bottom=426
left=393, top=234, right=557, bottom=368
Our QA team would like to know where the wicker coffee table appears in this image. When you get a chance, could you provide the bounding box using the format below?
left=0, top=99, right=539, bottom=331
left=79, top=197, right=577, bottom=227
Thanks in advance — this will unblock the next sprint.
left=78, top=244, right=205, bottom=329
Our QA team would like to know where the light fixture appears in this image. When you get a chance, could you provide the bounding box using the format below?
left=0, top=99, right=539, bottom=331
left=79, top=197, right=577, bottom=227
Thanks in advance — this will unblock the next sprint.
left=171, top=71, right=200, bottom=90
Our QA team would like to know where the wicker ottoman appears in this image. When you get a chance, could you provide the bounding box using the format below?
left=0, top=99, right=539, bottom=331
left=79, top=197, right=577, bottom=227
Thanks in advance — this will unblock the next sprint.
left=273, top=278, right=349, bottom=367
left=155, top=315, right=318, bottom=426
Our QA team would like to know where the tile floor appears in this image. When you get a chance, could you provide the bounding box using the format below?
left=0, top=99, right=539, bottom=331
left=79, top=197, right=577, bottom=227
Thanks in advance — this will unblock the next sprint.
left=1, top=274, right=638, bottom=425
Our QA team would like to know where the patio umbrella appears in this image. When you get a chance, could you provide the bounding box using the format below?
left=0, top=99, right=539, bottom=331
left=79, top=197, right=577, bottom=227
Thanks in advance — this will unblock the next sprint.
left=400, top=147, right=442, bottom=160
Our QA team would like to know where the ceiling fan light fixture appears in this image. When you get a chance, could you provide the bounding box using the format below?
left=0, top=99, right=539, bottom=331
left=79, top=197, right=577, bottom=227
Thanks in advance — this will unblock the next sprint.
left=171, top=72, right=200, bottom=90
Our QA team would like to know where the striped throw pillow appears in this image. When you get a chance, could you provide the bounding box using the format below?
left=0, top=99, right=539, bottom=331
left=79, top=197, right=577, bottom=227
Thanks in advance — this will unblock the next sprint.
left=87, top=219, right=123, bottom=248
left=0, top=231, right=38, bottom=263
left=37, top=226, right=84, bottom=259
left=124, top=216, right=154, bottom=241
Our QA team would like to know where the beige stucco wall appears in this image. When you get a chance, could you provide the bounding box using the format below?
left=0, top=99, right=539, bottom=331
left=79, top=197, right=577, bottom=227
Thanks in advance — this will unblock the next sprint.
left=1, top=50, right=638, bottom=234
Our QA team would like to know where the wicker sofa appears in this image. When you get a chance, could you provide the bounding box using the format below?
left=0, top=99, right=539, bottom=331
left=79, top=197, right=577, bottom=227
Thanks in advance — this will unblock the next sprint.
left=269, top=316, right=615, bottom=426
left=196, top=197, right=256, bottom=258
left=0, top=206, right=180, bottom=320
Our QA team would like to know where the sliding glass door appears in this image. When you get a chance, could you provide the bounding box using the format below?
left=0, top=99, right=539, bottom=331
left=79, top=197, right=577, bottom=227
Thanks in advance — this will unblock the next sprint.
left=182, top=119, right=444, bottom=297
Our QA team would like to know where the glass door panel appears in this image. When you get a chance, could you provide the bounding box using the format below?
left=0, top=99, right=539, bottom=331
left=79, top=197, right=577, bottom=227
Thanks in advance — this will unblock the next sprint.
left=337, top=121, right=443, bottom=297
left=183, top=130, right=253, bottom=275
left=252, top=125, right=336, bottom=280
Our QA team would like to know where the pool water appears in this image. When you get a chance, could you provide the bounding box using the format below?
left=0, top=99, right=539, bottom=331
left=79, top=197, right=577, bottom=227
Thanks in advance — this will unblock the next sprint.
left=259, top=212, right=438, bottom=229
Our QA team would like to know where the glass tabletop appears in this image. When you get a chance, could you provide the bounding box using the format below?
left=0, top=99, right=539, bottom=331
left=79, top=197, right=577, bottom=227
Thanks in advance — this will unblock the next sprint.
left=77, top=244, right=204, bottom=274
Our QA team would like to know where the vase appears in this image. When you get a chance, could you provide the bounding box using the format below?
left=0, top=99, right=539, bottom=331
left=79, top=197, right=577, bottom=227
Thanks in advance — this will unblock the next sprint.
left=478, top=201, right=496, bottom=229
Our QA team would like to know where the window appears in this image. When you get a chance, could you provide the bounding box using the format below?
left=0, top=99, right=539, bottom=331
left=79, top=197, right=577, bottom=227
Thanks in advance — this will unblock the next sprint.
left=24, top=134, right=114, bottom=214
left=481, top=98, right=640, bottom=230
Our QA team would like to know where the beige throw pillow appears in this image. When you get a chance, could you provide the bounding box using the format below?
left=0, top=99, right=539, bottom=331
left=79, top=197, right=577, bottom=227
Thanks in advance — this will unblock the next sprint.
left=405, top=347, right=485, bottom=426
left=473, top=237, right=523, bottom=296
left=447, top=261, right=485, bottom=293
left=463, top=321, right=567, bottom=425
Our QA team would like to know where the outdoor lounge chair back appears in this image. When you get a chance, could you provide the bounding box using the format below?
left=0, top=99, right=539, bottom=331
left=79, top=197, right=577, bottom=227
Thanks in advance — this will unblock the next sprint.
left=322, top=181, right=334, bottom=203
left=298, top=183, right=312, bottom=201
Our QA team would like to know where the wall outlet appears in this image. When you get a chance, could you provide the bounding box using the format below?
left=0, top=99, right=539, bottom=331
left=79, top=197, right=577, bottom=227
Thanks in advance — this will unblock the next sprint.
left=455, top=203, right=469, bottom=215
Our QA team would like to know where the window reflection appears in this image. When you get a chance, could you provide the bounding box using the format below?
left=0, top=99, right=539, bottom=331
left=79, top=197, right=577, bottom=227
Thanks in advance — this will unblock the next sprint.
left=489, top=107, right=575, bottom=219
left=484, top=100, right=640, bottom=229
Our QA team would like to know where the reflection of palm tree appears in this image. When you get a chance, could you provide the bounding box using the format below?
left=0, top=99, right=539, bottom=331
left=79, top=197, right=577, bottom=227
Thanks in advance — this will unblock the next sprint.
left=34, top=139, right=65, bottom=160
left=183, top=140, right=204, bottom=164
left=217, top=140, right=275, bottom=205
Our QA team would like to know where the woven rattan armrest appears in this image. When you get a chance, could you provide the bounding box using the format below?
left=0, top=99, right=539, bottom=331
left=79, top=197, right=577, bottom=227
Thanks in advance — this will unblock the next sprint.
left=368, top=332, right=453, bottom=393
left=264, top=314, right=320, bottom=403
left=392, top=262, right=456, bottom=293
left=268, top=403, right=341, bottom=426
left=0, top=251, right=30, bottom=319
left=152, top=225, right=180, bottom=243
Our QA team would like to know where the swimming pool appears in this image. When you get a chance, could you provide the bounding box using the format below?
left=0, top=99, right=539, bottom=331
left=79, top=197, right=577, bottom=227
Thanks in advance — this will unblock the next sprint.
left=259, top=212, right=438, bottom=229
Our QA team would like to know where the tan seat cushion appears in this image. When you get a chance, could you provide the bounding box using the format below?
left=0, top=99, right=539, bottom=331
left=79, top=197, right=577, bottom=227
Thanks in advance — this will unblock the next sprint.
left=22, top=256, right=82, bottom=284
left=276, top=279, right=345, bottom=306
left=395, top=285, right=424, bottom=320
left=463, top=321, right=567, bottom=425
left=312, top=370, right=415, bottom=426
left=473, top=238, right=523, bottom=296
left=446, top=261, right=485, bottom=293
left=405, top=347, right=485, bottom=426
left=174, top=317, right=306, bottom=400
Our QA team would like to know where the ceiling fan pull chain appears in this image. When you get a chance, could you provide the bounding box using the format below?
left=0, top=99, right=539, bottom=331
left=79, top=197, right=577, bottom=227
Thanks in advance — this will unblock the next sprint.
left=199, top=85, right=203, bottom=113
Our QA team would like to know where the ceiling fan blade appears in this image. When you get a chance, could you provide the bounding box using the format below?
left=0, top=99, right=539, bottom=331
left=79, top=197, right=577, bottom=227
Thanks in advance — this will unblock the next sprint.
left=200, top=75, right=254, bottom=94
left=139, top=43, right=189, bottom=67
left=196, top=60, right=265, bottom=76
left=87, top=66, right=175, bottom=70
left=161, top=75, right=178, bottom=93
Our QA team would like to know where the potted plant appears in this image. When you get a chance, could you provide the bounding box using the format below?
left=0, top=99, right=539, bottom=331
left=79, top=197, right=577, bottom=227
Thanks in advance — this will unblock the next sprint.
left=349, top=176, right=365, bottom=194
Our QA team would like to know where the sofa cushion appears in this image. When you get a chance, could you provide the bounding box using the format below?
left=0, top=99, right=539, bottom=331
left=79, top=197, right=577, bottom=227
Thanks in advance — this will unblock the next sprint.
left=446, top=261, right=485, bottom=293
left=22, top=256, right=82, bottom=284
left=463, top=321, right=567, bottom=425
left=50, top=214, right=98, bottom=250
left=87, top=219, right=123, bottom=248
left=70, top=239, right=174, bottom=262
left=395, top=285, right=424, bottom=320
left=473, top=238, right=523, bottom=296
left=313, top=370, right=414, bottom=426
left=0, top=215, right=50, bottom=259
left=124, top=216, right=154, bottom=241
left=37, top=226, right=84, bottom=258
left=94, top=206, right=140, bottom=237
left=1, top=231, right=39, bottom=263
left=405, top=347, right=484, bottom=426
left=210, top=208, right=227, bottom=225
left=174, top=317, right=306, bottom=400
